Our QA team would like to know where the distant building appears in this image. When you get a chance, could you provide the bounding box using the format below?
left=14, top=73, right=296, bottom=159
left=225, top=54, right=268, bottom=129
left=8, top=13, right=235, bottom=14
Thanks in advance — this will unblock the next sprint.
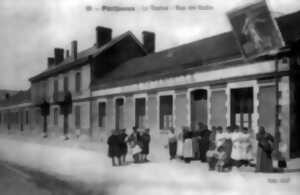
left=0, top=12, right=300, bottom=158
left=0, top=90, right=18, bottom=101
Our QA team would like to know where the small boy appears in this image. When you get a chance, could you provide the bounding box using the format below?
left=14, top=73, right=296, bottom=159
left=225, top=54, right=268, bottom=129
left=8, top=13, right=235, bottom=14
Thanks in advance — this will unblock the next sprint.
left=216, top=146, right=227, bottom=172
left=206, top=144, right=218, bottom=170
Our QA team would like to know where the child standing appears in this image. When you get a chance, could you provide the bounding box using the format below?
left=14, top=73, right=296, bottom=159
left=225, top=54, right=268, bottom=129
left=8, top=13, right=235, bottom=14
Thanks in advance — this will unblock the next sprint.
left=216, top=146, right=227, bottom=172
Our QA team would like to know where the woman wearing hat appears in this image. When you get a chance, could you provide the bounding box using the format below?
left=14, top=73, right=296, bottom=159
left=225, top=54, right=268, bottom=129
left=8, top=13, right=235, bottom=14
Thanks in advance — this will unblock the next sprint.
left=256, top=126, right=274, bottom=172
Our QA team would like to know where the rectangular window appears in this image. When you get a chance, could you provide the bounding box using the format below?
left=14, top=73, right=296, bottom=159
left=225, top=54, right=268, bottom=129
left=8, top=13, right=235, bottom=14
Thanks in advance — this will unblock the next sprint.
left=53, top=107, right=58, bottom=126
left=230, top=87, right=253, bottom=129
left=54, top=79, right=59, bottom=94
left=159, top=95, right=173, bottom=130
left=75, top=105, right=81, bottom=129
left=75, top=72, right=82, bottom=93
left=63, top=76, right=69, bottom=92
left=135, top=98, right=146, bottom=128
left=98, top=102, right=106, bottom=127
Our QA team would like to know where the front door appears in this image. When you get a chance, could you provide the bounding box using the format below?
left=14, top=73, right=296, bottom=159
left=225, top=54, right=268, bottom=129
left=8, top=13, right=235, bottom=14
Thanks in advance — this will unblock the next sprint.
left=135, top=98, right=146, bottom=128
left=190, top=89, right=208, bottom=130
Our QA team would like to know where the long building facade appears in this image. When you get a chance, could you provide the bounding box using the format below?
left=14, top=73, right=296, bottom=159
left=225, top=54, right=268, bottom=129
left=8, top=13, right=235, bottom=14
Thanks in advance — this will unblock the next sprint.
left=1, top=11, right=300, bottom=159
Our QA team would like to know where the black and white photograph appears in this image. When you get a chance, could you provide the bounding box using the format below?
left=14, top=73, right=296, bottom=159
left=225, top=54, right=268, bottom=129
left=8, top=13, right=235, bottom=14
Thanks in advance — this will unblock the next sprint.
left=0, top=0, right=300, bottom=194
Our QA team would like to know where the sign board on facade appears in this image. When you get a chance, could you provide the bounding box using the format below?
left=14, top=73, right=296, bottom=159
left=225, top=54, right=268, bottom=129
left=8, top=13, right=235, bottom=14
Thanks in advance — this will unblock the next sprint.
left=227, top=0, right=285, bottom=59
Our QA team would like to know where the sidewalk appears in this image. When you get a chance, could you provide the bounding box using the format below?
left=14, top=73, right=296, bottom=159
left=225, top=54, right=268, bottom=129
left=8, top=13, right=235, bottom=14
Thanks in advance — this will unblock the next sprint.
left=0, top=133, right=300, bottom=195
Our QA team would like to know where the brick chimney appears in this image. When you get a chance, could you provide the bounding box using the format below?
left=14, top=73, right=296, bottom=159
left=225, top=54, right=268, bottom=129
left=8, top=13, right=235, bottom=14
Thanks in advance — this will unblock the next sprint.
left=96, top=26, right=112, bottom=48
left=142, top=31, right=155, bottom=53
left=47, top=57, right=55, bottom=69
left=71, top=40, right=78, bottom=59
left=54, top=48, right=64, bottom=65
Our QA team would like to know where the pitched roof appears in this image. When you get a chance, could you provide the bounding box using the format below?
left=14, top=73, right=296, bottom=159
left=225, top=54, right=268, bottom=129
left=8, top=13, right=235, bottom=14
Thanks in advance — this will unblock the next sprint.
left=277, top=10, right=300, bottom=44
left=92, top=31, right=242, bottom=89
left=29, top=31, right=145, bottom=82
left=92, top=11, right=300, bottom=90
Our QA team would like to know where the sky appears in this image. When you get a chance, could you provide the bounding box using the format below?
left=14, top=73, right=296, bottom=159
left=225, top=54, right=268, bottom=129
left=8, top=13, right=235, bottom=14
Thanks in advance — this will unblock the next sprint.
left=0, top=0, right=299, bottom=90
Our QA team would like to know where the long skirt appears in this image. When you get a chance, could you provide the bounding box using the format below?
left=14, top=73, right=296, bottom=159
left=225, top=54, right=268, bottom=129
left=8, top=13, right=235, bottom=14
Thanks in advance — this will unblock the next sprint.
left=169, top=141, right=177, bottom=158
left=183, top=139, right=194, bottom=158
left=256, top=146, right=273, bottom=172
left=177, top=140, right=184, bottom=157
left=223, top=139, right=232, bottom=164
left=192, top=138, right=200, bottom=159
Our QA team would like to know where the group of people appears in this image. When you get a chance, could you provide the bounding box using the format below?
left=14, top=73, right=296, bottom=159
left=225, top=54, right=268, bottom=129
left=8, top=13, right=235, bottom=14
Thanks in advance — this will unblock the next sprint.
left=167, top=123, right=286, bottom=173
left=206, top=125, right=254, bottom=172
left=108, top=123, right=286, bottom=172
left=107, top=126, right=151, bottom=166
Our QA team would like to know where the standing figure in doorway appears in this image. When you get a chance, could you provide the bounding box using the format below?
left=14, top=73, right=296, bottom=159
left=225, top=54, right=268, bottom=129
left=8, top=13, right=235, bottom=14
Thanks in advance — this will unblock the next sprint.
left=168, top=127, right=178, bottom=160
left=192, top=124, right=202, bottom=160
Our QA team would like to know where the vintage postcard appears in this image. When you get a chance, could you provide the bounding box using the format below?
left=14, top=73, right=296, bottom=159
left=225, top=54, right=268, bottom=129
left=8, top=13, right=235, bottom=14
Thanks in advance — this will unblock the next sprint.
left=0, top=0, right=300, bottom=194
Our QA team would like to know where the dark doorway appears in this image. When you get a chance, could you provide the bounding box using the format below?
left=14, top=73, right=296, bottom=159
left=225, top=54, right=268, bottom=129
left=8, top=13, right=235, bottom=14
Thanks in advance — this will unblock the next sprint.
left=135, top=98, right=146, bottom=128
left=115, top=98, right=124, bottom=129
left=190, top=89, right=208, bottom=130
left=230, top=87, right=253, bottom=129
left=159, top=95, right=173, bottom=130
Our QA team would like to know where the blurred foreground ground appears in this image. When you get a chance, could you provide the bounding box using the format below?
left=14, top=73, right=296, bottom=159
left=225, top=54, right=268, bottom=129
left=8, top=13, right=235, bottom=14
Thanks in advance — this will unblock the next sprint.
left=0, top=132, right=300, bottom=195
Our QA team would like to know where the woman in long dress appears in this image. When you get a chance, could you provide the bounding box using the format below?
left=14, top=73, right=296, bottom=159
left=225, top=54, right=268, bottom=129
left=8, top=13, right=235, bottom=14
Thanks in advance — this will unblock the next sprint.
left=239, top=127, right=252, bottom=166
left=183, top=126, right=194, bottom=163
left=256, top=126, right=274, bottom=172
left=230, top=126, right=243, bottom=168
left=168, top=127, right=177, bottom=160
left=223, top=126, right=233, bottom=168
left=177, top=128, right=184, bottom=159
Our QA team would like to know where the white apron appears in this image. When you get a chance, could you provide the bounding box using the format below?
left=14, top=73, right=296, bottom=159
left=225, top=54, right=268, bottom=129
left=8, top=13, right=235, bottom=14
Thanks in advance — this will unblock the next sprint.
left=183, top=138, right=193, bottom=158
left=231, top=132, right=242, bottom=160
